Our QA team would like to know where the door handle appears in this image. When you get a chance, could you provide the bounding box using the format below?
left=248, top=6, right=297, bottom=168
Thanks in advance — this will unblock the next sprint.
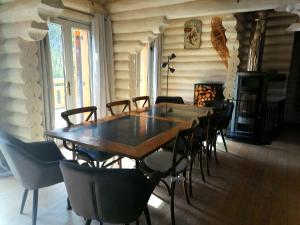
left=66, top=81, right=71, bottom=96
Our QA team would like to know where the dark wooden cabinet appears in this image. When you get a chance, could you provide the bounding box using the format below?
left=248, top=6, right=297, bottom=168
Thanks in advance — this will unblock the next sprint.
left=227, top=72, right=286, bottom=144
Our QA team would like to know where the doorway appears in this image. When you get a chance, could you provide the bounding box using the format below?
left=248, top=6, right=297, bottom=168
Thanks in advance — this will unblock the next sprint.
left=48, top=20, right=92, bottom=128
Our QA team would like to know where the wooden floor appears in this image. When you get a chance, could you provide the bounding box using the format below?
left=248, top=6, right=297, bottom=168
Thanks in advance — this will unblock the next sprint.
left=1, top=126, right=300, bottom=225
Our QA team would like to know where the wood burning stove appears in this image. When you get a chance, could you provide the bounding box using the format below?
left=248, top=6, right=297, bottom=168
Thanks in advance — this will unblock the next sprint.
left=226, top=11, right=286, bottom=144
left=227, top=72, right=286, bottom=144
left=194, top=83, right=224, bottom=107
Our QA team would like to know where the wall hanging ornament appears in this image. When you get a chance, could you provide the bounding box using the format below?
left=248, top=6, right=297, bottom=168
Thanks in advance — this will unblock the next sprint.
left=211, top=17, right=229, bottom=69
left=184, top=19, right=202, bottom=49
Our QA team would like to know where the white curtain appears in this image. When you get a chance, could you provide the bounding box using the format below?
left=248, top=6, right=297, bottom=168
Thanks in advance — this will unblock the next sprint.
left=91, top=14, right=115, bottom=117
left=152, top=34, right=163, bottom=101
left=38, top=35, right=55, bottom=132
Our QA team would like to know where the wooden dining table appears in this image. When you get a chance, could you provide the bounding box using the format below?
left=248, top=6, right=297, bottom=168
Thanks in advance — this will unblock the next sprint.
left=45, top=103, right=213, bottom=161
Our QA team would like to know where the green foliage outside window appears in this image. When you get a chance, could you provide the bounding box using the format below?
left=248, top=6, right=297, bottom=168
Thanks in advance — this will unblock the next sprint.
left=48, top=23, right=64, bottom=79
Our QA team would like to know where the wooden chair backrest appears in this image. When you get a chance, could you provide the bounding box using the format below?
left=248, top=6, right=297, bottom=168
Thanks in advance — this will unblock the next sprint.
left=132, top=96, right=150, bottom=109
left=106, top=100, right=131, bottom=116
left=61, top=106, right=97, bottom=126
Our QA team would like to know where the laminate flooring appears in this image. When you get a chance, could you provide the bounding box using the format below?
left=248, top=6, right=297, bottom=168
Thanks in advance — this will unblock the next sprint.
left=1, top=126, right=300, bottom=225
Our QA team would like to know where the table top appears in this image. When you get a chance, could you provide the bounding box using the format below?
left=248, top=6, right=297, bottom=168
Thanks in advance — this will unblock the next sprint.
left=45, top=103, right=212, bottom=160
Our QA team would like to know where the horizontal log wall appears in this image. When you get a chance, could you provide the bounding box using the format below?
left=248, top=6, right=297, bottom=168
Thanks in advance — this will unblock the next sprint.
left=0, top=38, right=44, bottom=141
left=113, top=52, right=136, bottom=100
left=0, top=0, right=64, bottom=141
left=238, top=12, right=296, bottom=73
left=161, top=15, right=239, bottom=102
left=111, top=15, right=170, bottom=102
left=264, top=13, right=297, bottom=123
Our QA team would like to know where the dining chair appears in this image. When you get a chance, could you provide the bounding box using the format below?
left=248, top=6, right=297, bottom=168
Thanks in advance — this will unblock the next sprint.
left=60, top=160, right=161, bottom=225
left=106, top=99, right=131, bottom=116
left=188, top=113, right=215, bottom=197
left=155, top=96, right=184, bottom=104
left=61, top=106, right=116, bottom=167
left=142, top=125, right=196, bottom=225
left=132, top=96, right=150, bottom=110
left=0, top=129, right=64, bottom=225
left=193, top=112, right=219, bottom=178
left=204, top=100, right=225, bottom=109
left=0, top=150, right=11, bottom=177
left=215, top=101, right=234, bottom=152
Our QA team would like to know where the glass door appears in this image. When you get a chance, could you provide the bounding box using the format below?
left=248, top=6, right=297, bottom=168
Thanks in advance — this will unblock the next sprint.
left=71, top=28, right=92, bottom=109
left=48, top=20, right=92, bottom=128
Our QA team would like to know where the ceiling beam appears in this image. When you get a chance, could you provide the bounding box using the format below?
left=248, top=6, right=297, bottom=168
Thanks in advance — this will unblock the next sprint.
left=110, top=0, right=300, bottom=21
left=112, top=16, right=169, bottom=34
left=105, top=0, right=197, bottom=14
left=0, top=0, right=64, bottom=24
left=62, top=0, right=107, bottom=15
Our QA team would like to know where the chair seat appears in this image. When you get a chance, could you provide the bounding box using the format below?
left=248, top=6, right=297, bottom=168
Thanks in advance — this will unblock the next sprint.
left=76, top=146, right=114, bottom=162
left=144, top=151, right=187, bottom=175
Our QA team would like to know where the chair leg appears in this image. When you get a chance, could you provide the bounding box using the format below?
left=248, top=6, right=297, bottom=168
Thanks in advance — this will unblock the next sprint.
left=206, top=141, right=210, bottom=176
left=85, top=219, right=91, bottom=225
left=32, top=189, right=38, bottom=225
left=99, top=220, right=103, bottom=225
left=199, top=145, right=205, bottom=182
left=220, top=130, right=228, bottom=152
left=136, top=218, right=139, bottom=225
left=213, top=136, right=219, bottom=165
left=67, top=197, right=72, bottom=210
left=160, top=179, right=171, bottom=196
left=183, top=169, right=190, bottom=205
left=209, top=140, right=213, bottom=159
left=144, top=206, right=152, bottom=225
left=170, top=181, right=177, bottom=225
left=189, top=154, right=194, bottom=197
left=20, top=189, right=28, bottom=214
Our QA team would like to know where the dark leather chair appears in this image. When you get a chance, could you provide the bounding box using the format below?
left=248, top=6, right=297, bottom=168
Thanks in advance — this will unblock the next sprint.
left=155, top=96, right=184, bottom=104
left=216, top=101, right=234, bottom=152
left=61, top=106, right=115, bottom=167
left=106, top=100, right=131, bottom=116
left=132, top=96, right=150, bottom=110
left=142, top=125, right=196, bottom=225
left=204, top=100, right=234, bottom=152
left=194, top=113, right=219, bottom=179
left=0, top=129, right=64, bottom=225
left=60, top=160, right=161, bottom=225
left=204, top=100, right=225, bottom=109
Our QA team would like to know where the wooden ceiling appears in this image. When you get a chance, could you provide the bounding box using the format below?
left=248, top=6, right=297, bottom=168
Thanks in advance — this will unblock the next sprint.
left=102, top=0, right=300, bottom=21
left=2, top=1, right=298, bottom=20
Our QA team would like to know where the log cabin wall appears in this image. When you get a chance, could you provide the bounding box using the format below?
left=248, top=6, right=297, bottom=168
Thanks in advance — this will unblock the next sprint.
left=238, top=12, right=296, bottom=72
left=161, top=15, right=240, bottom=102
left=0, top=0, right=63, bottom=141
left=107, top=0, right=300, bottom=103
left=112, top=17, right=168, bottom=100
left=0, top=0, right=106, bottom=140
left=237, top=11, right=298, bottom=123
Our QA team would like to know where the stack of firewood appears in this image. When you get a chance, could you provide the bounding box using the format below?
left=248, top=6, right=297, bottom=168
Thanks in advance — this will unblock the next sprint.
left=194, top=86, right=217, bottom=107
